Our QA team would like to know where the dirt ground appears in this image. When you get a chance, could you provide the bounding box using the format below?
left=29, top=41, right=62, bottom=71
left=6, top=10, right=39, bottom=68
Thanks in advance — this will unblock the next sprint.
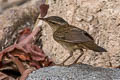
left=0, top=0, right=120, bottom=68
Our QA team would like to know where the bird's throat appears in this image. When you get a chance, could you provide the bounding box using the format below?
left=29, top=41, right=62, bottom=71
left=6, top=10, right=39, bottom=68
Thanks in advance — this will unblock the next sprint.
left=49, top=24, right=61, bottom=32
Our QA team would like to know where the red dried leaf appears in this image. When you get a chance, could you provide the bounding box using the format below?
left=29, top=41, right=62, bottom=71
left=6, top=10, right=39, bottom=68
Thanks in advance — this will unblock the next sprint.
left=30, top=44, right=46, bottom=61
left=17, top=28, right=31, bottom=43
left=0, top=27, right=54, bottom=69
left=13, top=52, right=30, bottom=61
left=40, top=4, right=49, bottom=17
left=30, top=62, right=41, bottom=69
left=8, top=54, right=26, bottom=74
left=19, top=68, right=35, bottom=80
left=0, top=2, right=52, bottom=79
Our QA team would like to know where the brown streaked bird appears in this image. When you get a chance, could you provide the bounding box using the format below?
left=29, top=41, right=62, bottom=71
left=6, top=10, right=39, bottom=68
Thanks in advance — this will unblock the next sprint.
left=39, top=16, right=107, bottom=65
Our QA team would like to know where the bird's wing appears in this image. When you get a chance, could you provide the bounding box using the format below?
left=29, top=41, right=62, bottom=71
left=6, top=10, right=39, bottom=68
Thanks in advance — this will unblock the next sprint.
left=53, top=26, right=94, bottom=43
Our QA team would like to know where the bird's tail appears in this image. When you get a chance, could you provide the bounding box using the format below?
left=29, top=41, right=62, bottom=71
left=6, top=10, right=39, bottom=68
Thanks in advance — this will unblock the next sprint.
left=83, top=42, right=107, bottom=52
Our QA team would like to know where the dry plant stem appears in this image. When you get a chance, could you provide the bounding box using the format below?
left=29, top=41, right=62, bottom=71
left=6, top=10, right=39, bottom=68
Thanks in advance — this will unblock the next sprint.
left=33, top=1, right=48, bottom=31
left=19, top=27, right=40, bottom=46
left=0, top=72, right=8, bottom=80
left=0, top=72, right=15, bottom=80
left=33, top=15, right=42, bottom=31
left=8, top=53, right=25, bottom=74
left=19, top=68, right=35, bottom=80
left=33, top=0, right=48, bottom=31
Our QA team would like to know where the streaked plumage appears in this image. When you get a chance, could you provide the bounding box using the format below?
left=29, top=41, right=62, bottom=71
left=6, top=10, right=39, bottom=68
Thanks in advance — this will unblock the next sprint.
left=39, top=16, right=107, bottom=65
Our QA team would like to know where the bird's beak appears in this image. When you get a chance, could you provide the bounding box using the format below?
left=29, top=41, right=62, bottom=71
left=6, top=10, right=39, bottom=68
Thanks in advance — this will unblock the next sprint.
left=38, top=18, right=50, bottom=24
left=38, top=18, right=45, bottom=20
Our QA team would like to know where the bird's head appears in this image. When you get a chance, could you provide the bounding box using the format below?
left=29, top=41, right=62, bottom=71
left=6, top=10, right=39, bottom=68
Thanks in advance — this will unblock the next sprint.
left=39, top=16, right=68, bottom=32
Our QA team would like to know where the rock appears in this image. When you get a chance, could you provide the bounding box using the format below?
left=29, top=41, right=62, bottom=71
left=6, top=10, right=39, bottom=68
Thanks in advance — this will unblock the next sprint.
left=41, top=0, right=120, bottom=67
left=27, top=64, right=120, bottom=80
left=0, top=0, right=41, bottom=50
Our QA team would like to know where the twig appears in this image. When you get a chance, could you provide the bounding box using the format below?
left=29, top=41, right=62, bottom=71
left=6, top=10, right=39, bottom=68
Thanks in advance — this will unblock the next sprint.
left=8, top=53, right=25, bottom=74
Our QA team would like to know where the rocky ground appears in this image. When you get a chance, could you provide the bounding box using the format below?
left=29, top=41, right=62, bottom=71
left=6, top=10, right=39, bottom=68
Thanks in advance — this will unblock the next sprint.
left=0, top=0, right=120, bottom=79
left=1, top=0, right=120, bottom=68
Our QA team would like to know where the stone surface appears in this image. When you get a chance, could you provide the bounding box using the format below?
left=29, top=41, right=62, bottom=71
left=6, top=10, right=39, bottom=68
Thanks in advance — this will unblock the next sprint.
left=0, top=0, right=41, bottom=50
left=27, top=64, right=120, bottom=80
left=41, top=0, right=120, bottom=67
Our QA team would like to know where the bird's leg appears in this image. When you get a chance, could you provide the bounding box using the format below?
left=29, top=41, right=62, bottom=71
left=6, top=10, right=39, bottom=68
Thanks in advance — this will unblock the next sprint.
left=60, top=51, right=73, bottom=65
left=73, top=49, right=84, bottom=64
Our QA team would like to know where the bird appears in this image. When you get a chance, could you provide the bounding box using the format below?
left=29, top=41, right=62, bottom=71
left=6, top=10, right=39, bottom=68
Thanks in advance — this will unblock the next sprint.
left=39, top=16, right=107, bottom=65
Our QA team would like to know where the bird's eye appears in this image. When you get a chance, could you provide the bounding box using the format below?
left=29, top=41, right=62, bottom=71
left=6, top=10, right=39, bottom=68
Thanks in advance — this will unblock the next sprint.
left=51, top=22, right=56, bottom=24
left=50, top=21, right=56, bottom=24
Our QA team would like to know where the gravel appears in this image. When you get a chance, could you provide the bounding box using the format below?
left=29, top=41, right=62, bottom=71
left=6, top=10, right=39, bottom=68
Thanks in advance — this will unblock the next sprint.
left=26, top=64, right=120, bottom=80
